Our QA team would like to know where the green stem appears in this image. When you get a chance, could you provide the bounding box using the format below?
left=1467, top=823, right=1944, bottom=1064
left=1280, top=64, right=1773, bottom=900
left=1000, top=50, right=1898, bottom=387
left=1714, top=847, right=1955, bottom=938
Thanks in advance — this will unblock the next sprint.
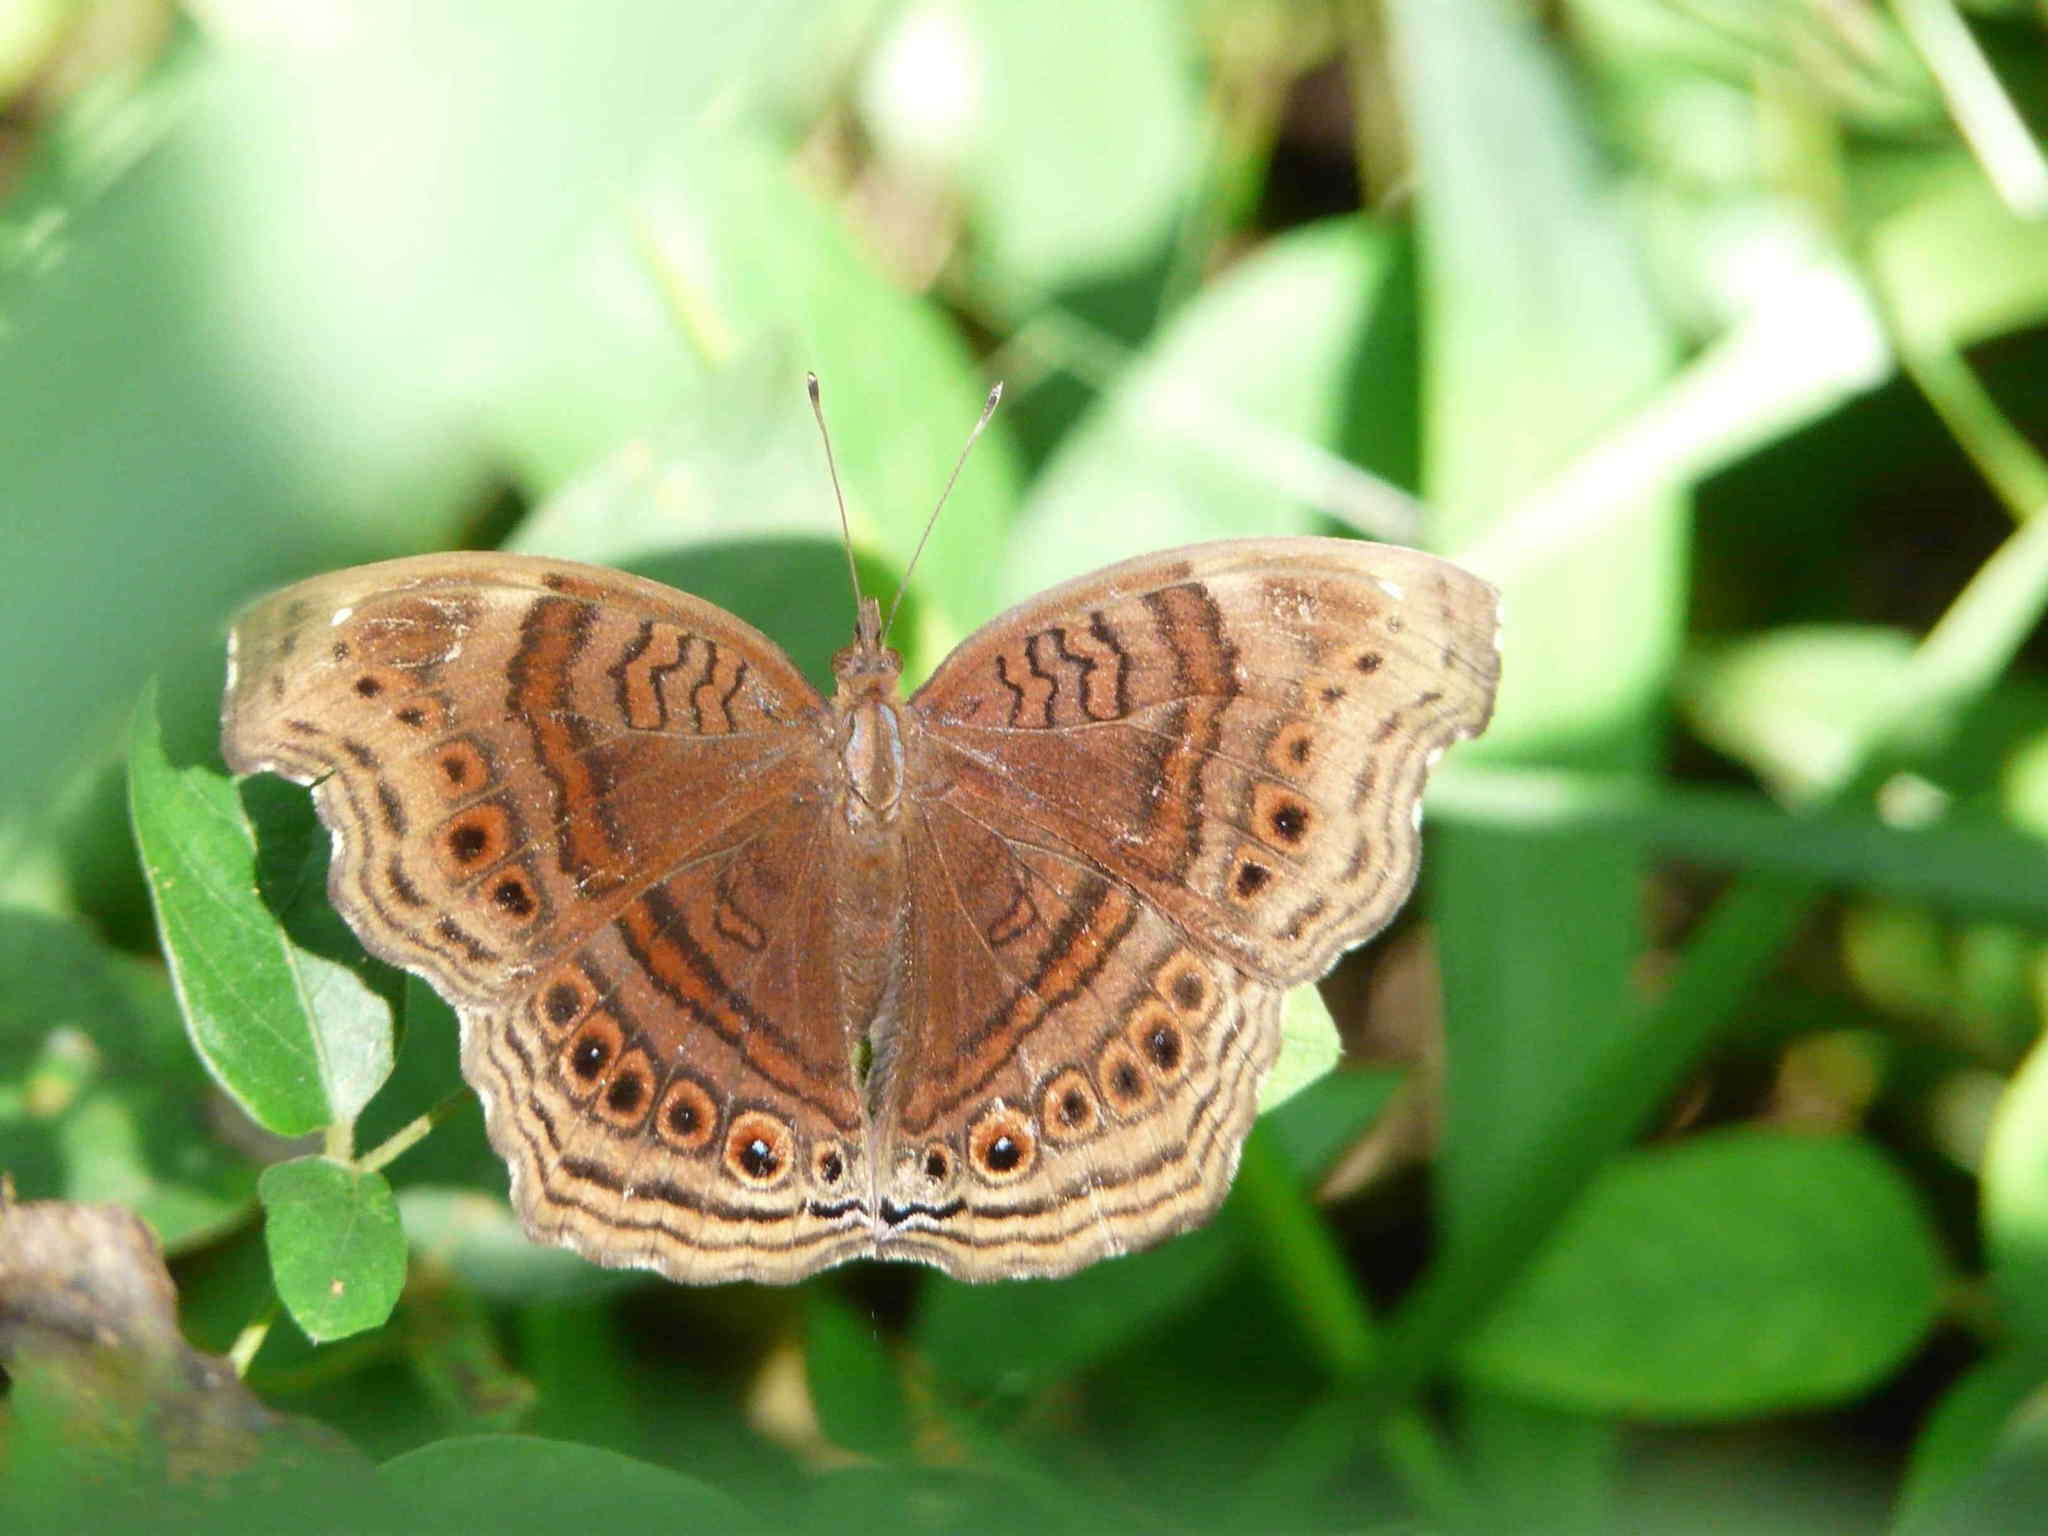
left=1233, top=1123, right=1379, bottom=1378
left=359, top=1091, right=469, bottom=1175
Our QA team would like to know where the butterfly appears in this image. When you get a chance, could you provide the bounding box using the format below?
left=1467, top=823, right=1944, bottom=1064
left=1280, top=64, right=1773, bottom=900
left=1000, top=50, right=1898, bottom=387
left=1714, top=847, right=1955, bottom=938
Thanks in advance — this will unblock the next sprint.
left=221, top=396, right=1498, bottom=1284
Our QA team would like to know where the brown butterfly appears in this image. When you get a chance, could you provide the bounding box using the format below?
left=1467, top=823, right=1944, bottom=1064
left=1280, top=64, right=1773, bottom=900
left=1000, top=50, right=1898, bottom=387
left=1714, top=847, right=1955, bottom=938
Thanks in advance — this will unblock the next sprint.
left=221, top=406, right=1498, bottom=1284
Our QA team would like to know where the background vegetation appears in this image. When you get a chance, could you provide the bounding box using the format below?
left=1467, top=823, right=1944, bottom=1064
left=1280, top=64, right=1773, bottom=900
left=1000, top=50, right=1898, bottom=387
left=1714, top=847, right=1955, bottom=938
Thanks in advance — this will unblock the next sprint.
left=4, top=0, right=2048, bottom=1530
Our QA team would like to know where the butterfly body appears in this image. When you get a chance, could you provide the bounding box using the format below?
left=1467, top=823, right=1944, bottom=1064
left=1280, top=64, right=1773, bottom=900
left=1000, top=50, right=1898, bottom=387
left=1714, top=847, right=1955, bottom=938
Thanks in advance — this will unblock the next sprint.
left=223, top=538, right=1498, bottom=1282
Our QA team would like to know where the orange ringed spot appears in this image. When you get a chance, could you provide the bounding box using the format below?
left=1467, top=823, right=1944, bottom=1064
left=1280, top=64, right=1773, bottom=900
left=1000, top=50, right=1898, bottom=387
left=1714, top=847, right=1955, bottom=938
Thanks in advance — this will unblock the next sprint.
left=724, top=1110, right=794, bottom=1186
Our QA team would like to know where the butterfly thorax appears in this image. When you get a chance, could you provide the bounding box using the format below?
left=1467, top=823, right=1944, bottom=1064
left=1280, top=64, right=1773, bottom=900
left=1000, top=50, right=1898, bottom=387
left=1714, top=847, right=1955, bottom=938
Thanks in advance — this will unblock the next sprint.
left=830, top=598, right=908, bottom=830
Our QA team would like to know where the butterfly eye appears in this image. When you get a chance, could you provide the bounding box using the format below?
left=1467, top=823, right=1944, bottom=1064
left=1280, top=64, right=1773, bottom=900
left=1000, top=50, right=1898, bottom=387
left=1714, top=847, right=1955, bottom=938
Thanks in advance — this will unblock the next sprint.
left=487, top=869, right=540, bottom=923
left=1154, top=953, right=1211, bottom=1018
left=921, top=1146, right=952, bottom=1183
left=538, top=973, right=590, bottom=1032
left=656, top=1077, right=718, bottom=1152
left=969, top=1105, right=1037, bottom=1182
left=561, top=1013, right=624, bottom=1091
left=598, top=1053, right=655, bottom=1130
left=812, top=1142, right=848, bottom=1186
left=724, top=1111, right=794, bottom=1186
left=1126, top=1001, right=1189, bottom=1085
left=1251, top=783, right=1313, bottom=851
left=1230, top=858, right=1272, bottom=902
left=436, top=803, right=512, bottom=880
left=1038, top=1069, right=1099, bottom=1143
left=434, top=740, right=489, bottom=797
left=1096, top=1041, right=1154, bottom=1116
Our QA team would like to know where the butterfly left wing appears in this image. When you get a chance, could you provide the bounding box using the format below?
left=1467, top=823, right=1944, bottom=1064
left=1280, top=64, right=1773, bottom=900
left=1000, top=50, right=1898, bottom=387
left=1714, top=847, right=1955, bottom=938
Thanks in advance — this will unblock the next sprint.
left=221, top=553, right=879, bottom=1283
left=869, top=537, right=1498, bottom=1277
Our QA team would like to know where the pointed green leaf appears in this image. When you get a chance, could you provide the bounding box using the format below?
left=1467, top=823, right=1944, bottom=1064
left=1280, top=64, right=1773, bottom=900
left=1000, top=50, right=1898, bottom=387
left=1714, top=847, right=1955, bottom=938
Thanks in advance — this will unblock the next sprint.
left=129, top=682, right=393, bottom=1134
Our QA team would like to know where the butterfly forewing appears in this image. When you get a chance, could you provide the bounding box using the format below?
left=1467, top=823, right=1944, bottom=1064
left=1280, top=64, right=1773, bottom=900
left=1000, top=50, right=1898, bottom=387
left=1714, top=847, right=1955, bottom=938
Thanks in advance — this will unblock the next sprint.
left=908, top=538, right=1501, bottom=985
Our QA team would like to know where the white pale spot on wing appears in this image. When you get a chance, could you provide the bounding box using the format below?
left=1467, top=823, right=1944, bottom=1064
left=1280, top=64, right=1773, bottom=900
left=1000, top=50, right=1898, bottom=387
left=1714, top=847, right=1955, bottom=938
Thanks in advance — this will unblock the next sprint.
left=1426, top=746, right=1444, bottom=767
left=330, top=605, right=354, bottom=626
left=1410, top=799, right=1424, bottom=830
left=224, top=629, right=241, bottom=691
left=1374, top=577, right=1405, bottom=601
left=1270, top=587, right=1318, bottom=623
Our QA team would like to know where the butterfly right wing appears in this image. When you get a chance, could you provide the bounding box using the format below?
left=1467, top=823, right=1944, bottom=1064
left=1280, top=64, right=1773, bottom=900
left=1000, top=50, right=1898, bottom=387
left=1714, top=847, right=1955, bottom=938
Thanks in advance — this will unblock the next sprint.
left=862, top=537, right=1497, bottom=1278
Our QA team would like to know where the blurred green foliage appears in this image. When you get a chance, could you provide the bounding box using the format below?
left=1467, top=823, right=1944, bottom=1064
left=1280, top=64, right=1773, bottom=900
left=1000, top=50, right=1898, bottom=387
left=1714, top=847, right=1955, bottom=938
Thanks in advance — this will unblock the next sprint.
left=5, top=0, right=2048, bottom=1531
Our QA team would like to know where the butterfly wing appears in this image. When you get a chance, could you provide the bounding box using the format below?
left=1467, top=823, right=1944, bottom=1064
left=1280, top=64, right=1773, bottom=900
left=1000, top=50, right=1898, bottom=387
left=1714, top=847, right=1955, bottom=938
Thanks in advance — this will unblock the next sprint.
left=872, top=537, right=1498, bottom=1276
left=870, top=797, right=1285, bottom=1276
left=223, top=553, right=874, bottom=1282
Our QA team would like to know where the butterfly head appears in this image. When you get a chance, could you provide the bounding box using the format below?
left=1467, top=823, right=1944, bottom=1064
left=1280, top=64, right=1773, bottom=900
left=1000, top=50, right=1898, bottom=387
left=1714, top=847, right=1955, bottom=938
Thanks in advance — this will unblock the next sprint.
left=830, top=595, right=903, bottom=699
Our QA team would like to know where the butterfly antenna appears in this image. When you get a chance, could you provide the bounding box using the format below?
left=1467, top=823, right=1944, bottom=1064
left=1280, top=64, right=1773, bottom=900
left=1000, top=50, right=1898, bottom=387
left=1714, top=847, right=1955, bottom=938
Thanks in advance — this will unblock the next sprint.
left=808, top=373, right=868, bottom=631
left=881, top=381, right=1003, bottom=644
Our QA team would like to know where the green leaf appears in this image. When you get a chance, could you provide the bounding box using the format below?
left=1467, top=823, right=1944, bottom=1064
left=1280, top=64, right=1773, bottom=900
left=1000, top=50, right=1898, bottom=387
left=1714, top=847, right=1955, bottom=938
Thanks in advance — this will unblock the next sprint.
left=1680, top=626, right=1923, bottom=801
left=1000, top=218, right=1415, bottom=604
left=397, top=1187, right=637, bottom=1306
left=943, top=0, right=1198, bottom=302
left=796, top=1465, right=1083, bottom=1536
left=402, top=1283, right=538, bottom=1433
left=379, top=1435, right=750, bottom=1532
left=1896, top=1352, right=2048, bottom=1530
left=1874, top=157, right=2048, bottom=350
left=1897, top=1379, right=2048, bottom=1536
left=0, top=906, right=254, bottom=1248
left=917, top=1217, right=1234, bottom=1395
left=129, top=681, right=394, bottom=1135
left=1389, top=0, right=1680, bottom=1342
left=1261, top=1063, right=1402, bottom=1183
left=1460, top=1388, right=1618, bottom=1535
left=807, top=1291, right=913, bottom=1462
left=1458, top=1130, right=1944, bottom=1417
left=1432, top=764, right=2048, bottom=928
left=501, top=131, right=1018, bottom=670
left=260, top=1155, right=407, bottom=1343
left=1258, top=983, right=1342, bottom=1115
left=0, top=1, right=816, bottom=837
left=1984, top=1029, right=2048, bottom=1349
